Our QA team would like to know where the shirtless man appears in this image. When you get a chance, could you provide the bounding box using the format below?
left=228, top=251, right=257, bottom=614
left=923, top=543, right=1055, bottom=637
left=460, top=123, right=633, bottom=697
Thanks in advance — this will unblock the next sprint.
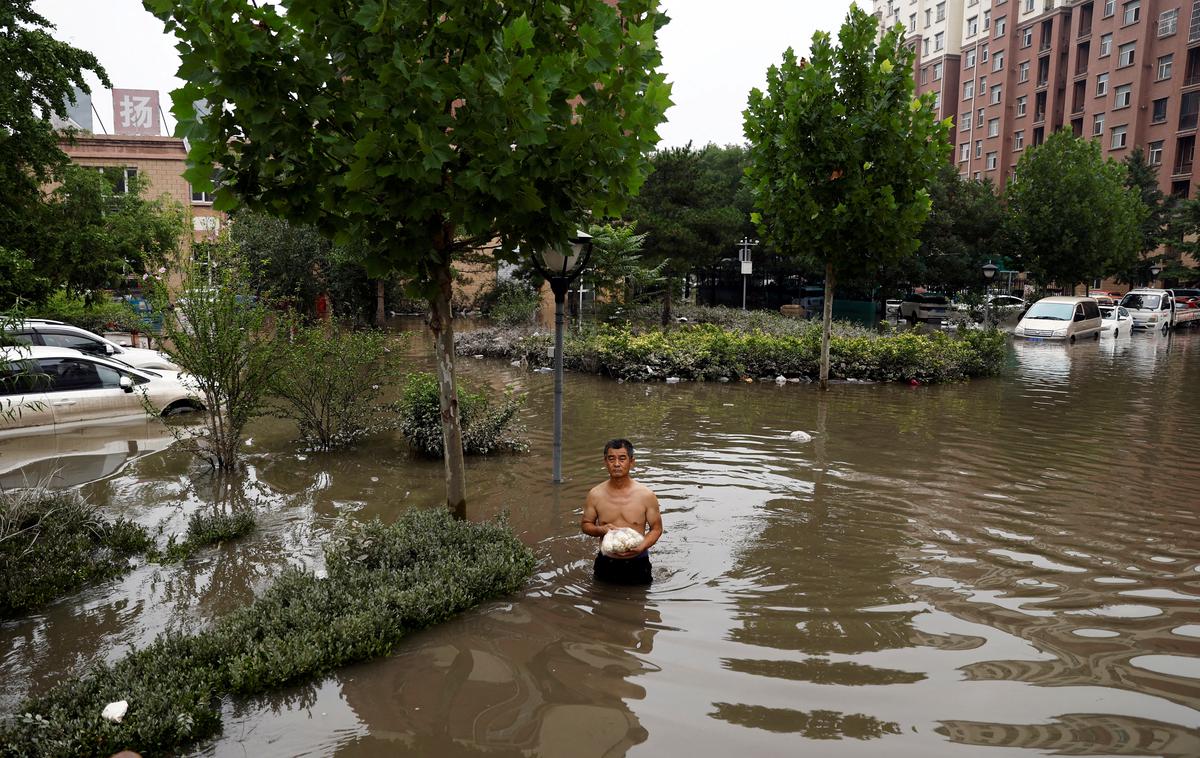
left=581, top=438, right=663, bottom=585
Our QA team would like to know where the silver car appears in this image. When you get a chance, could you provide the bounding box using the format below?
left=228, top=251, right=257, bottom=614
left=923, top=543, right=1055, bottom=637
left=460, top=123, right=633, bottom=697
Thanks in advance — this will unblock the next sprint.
left=10, top=319, right=179, bottom=371
left=0, top=346, right=202, bottom=435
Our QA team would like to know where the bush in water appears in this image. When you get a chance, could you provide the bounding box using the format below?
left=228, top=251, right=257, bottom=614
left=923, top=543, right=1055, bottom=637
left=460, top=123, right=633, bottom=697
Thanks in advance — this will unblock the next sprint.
left=0, top=508, right=536, bottom=757
left=398, top=371, right=527, bottom=457
left=270, top=325, right=405, bottom=450
left=0, top=489, right=151, bottom=618
left=156, top=507, right=257, bottom=563
left=460, top=322, right=1007, bottom=384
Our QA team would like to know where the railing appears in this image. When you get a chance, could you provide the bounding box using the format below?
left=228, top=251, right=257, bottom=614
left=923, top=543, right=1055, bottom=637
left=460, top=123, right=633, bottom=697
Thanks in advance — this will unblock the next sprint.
left=1174, top=161, right=1195, bottom=176
left=1180, top=111, right=1200, bottom=130
left=1034, top=111, right=1046, bottom=123
left=1185, top=73, right=1200, bottom=87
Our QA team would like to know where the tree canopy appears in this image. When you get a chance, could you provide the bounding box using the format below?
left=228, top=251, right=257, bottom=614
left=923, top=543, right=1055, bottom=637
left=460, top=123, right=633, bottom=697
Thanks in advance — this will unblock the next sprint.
left=743, top=7, right=949, bottom=387
left=1002, top=129, right=1144, bottom=291
left=147, top=0, right=672, bottom=513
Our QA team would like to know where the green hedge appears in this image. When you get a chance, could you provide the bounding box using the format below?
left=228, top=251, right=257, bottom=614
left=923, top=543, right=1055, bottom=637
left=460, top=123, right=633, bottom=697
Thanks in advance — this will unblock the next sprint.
left=464, top=323, right=1006, bottom=384
left=0, top=490, right=151, bottom=618
left=0, top=508, right=536, bottom=757
left=397, top=371, right=527, bottom=456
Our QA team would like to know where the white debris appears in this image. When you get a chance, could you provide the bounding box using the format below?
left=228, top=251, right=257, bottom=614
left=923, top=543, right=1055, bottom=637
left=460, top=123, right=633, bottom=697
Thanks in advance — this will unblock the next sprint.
left=102, top=700, right=128, bottom=723
left=534, top=366, right=553, bottom=373
left=665, top=377, right=681, bottom=384
left=473, top=354, right=484, bottom=359
left=601, top=527, right=645, bottom=556
left=775, top=375, right=787, bottom=384
left=788, top=430, right=813, bottom=443
left=510, top=360, right=521, bottom=366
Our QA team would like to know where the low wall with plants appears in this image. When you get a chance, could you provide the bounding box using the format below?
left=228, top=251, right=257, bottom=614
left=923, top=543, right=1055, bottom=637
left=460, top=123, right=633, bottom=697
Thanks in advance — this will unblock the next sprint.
left=458, top=322, right=1007, bottom=384
left=0, top=508, right=536, bottom=757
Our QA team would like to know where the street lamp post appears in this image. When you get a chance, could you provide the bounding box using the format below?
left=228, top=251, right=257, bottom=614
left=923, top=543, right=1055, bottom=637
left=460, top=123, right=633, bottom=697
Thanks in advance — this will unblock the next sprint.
left=535, top=230, right=594, bottom=484
left=738, top=237, right=758, bottom=310
left=1149, top=263, right=1163, bottom=286
left=982, top=261, right=998, bottom=327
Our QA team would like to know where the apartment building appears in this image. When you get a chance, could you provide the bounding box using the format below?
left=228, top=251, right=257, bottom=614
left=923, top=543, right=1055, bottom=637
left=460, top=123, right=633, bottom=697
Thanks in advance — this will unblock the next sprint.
left=874, top=0, right=1198, bottom=200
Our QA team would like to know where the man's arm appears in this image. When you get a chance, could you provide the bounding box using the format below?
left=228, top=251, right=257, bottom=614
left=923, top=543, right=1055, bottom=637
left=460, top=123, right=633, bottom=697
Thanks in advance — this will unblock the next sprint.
left=581, top=489, right=610, bottom=537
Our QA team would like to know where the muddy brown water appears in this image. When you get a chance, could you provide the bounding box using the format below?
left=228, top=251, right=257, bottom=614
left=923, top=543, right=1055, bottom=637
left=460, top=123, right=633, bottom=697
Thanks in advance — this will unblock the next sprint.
left=3, top=323, right=1200, bottom=757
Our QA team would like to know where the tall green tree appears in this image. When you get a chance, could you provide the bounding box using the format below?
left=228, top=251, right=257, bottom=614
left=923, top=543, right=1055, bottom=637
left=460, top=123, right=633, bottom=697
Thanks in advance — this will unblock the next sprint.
left=0, top=0, right=109, bottom=289
left=1002, top=130, right=1144, bottom=293
left=627, top=143, right=753, bottom=323
left=35, top=166, right=186, bottom=296
left=584, top=221, right=663, bottom=304
left=1163, top=198, right=1200, bottom=284
left=147, top=0, right=671, bottom=516
left=1121, top=147, right=1176, bottom=283
left=744, top=8, right=949, bottom=389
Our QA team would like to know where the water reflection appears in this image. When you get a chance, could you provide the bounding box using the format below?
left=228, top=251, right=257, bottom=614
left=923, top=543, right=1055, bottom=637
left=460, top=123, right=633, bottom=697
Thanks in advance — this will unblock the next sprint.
left=2, top=325, right=1199, bottom=757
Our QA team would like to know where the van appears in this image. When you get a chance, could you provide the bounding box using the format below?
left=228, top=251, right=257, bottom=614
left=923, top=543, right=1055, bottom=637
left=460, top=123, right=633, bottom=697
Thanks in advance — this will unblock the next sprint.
left=1014, top=296, right=1102, bottom=342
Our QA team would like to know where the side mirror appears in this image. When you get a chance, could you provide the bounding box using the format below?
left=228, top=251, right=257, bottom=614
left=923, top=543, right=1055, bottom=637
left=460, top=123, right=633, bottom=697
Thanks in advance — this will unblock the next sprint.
left=105, top=343, right=116, bottom=355
left=119, top=376, right=134, bottom=393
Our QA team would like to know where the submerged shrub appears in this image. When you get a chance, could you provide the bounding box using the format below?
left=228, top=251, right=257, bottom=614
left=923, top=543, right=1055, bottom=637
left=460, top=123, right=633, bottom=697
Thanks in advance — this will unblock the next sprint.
left=480, top=279, right=540, bottom=326
left=269, top=325, right=405, bottom=450
left=459, top=322, right=1007, bottom=384
left=0, top=489, right=151, bottom=618
left=397, top=371, right=526, bottom=456
left=0, top=508, right=536, bottom=757
left=157, top=507, right=257, bottom=563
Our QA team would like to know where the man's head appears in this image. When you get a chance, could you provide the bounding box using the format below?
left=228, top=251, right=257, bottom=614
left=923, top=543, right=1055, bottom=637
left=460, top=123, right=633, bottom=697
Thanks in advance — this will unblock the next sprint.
left=603, top=438, right=635, bottom=480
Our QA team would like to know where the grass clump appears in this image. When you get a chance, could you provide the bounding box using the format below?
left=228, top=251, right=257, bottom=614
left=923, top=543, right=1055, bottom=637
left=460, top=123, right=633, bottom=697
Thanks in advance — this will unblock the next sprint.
left=0, top=489, right=151, bottom=618
left=157, top=508, right=256, bottom=563
left=479, top=279, right=540, bottom=326
left=397, top=371, right=527, bottom=456
left=0, top=508, right=536, bottom=757
left=462, top=322, right=1007, bottom=384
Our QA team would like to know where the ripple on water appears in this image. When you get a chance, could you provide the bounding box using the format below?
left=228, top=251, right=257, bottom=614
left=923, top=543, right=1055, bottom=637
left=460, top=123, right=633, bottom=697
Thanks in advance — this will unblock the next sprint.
left=1130, top=655, right=1200, bottom=679
left=1171, top=625, right=1200, bottom=638
left=1071, top=628, right=1121, bottom=638
left=1067, top=605, right=1163, bottom=619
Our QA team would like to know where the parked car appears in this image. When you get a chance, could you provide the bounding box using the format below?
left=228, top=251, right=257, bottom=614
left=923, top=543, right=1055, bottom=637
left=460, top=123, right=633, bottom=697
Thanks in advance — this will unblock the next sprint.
left=885, top=299, right=902, bottom=317
left=9, top=319, right=178, bottom=371
left=1087, top=290, right=1122, bottom=306
left=0, top=346, right=202, bottom=435
left=1014, top=296, right=1102, bottom=342
left=1169, top=288, right=1200, bottom=308
left=1119, top=289, right=1200, bottom=331
left=988, top=295, right=1026, bottom=310
left=1099, top=305, right=1133, bottom=337
left=899, top=293, right=951, bottom=324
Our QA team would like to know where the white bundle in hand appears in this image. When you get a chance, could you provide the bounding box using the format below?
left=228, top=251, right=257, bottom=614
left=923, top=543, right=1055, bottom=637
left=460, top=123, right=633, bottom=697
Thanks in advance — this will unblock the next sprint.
left=601, top=527, right=644, bottom=557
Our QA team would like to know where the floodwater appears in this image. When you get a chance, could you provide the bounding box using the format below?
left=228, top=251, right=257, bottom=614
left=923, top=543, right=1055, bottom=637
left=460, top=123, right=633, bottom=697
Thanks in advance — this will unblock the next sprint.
left=3, top=323, right=1200, bottom=757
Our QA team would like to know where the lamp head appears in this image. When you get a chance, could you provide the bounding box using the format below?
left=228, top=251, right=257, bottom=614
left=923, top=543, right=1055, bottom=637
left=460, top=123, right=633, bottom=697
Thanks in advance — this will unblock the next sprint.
left=982, top=262, right=998, bottom=280
left=540, top=230, right=593, bottom=277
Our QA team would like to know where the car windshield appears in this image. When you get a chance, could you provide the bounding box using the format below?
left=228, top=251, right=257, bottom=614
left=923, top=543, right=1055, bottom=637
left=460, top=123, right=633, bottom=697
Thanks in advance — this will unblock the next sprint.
left=1121, top=294, right=1160, bottom=309
left=1024, top=302, right=1075, bottom=321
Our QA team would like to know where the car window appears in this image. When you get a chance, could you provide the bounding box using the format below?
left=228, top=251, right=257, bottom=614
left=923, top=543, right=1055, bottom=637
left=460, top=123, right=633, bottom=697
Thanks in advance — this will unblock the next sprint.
left=0, top=359, right=50, bottom=396
left=1083, top=301, right=1100, bottom=319
left=39, top=331, right=108, bottom=356
left=36, top=358, right=123, bottom=392
left=3, top=331, right=35, bottom=346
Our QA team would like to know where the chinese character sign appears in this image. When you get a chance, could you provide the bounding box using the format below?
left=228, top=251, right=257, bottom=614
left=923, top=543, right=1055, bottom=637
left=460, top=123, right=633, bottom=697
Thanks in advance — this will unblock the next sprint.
left=112, top=89, right=160, bottom=136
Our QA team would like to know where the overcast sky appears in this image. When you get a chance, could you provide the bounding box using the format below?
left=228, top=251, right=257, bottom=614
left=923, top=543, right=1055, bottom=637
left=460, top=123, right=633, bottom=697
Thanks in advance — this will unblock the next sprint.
left=33, top=0, right=857, bottom=148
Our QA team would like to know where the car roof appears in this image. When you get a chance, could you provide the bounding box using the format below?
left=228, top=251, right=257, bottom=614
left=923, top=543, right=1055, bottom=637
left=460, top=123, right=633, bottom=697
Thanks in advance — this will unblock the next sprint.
left=1034, top=296, right=1093, bottom=303
left=0, top=345, right=151, bottom=376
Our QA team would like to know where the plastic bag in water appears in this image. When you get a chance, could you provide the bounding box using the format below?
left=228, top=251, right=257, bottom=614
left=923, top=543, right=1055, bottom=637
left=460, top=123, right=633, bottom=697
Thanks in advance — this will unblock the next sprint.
left=601, top=527, right=644, bottom=556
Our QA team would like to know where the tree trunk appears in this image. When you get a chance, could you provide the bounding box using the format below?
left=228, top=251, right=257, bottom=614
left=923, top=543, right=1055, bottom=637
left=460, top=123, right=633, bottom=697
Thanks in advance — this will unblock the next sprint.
left=660, top=285, right=672, bottom=327
left=428, top=258, right=467, bottom=519
left=374, top=279, right=386, bottom=326
left=820, top=262, right=835, bottom=392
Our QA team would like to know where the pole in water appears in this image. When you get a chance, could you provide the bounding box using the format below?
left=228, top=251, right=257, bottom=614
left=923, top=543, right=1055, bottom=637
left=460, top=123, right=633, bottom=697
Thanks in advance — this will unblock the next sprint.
left=553, top=289, right=566, bottom=483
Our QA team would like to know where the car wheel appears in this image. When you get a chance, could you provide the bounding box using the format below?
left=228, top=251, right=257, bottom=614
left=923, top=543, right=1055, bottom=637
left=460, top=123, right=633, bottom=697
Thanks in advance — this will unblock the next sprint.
left=1113, top=329, right=1118, bottom=338
left=1094, top=331, right=1100, bottom=341
left=162, top=401, right=201, bottom=417
left=1069, top=335, right=1076, bottom=344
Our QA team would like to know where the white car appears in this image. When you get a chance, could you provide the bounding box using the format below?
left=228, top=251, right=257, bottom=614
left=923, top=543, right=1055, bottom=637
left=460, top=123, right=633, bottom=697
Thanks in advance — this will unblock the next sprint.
left=0, top=346, right=202, bottom=435
left=988, top=295, right=1026, bottom=310
left=10, top=319, right=179, bottom=371
left=885, top=299, right=902, bottom=316
left=1014, top=296, right=1103, bottom=342
left=1099, top=305, right=1133, bottom=337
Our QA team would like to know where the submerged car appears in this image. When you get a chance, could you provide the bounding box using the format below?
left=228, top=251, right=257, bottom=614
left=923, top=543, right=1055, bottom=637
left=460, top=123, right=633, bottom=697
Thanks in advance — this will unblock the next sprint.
left=0, top=346, right=202, bottom=434
left=1099, top=305, right=1133, bottom=337
left=1014, top=296, right=1102, bottom=342
left=10, top=319, right=178, bottom=371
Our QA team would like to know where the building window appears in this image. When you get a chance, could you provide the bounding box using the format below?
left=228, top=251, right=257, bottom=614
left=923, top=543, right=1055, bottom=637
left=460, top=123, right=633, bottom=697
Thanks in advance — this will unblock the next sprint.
left=1096, top=72, right=1109, bottom=96
left=986, top=151, right=998, bottom=170
left=968, top=16, right=979, bottom=36
left=960, top=142, right=971, bottom=162
left=91, top=166, right=138, bottom=194
left=1024, top=0, right=1035, bottom=11
left=1093, top=112, right=1105, bottom=135
left=993, top=50, right=1005, bottom=71
left=978, top=107, right=985, bottom=125
left=1118, top=42, right=1135, bottom=67
left=991, top=85, right=1003, bottom=104
left=996, top=16, right=1006, bottom=36
left=934, top=62, right=944, bottom=80
left=1021, top=27, right=1033, bottom=47
left=984, top=10, right=991, bottom=29
left=937, top=2, right=946, bottom=21
left=1103, top=0, right=1115, bottom=17
left=1014, top=130, right=1025, bottom=150
left=988, top=117, right=1000, bottom=137
left=925, top=8, right=932, bottom=27
left=975, top=140, right=983, bottom=158
left=966, top=48, right=977, bottom=68
left=1099, top=33, right=1112, bottom=56
left=1152, top=97, right=1169, bottom=123
left=1111, top=125, right=1127, bottom=149
left=1122, top=1, right=1140, bottom=25
left=1158, top=54, right=1173, bottom=80
left=1148, top=140, right=1164, bottom=165
left=935, top=31, right=945, bottom=51
left=921, top=67, right=929, bottom=84
left=1114, top=84, right=1132, bottom=108
left=1019, top=60, right=1030, bottom=81
left=933, top=91, right=942, bottom=110
left=910, top=13, right=917, bottom=30
left=961, top=111, right=972, bottom=131
left=964, top=80, right=975, bottom=99
left=1016, top=95, right=1028, bottom=116
left=923, top=38, right=930, bottom=56
left=1158, top=8, right=1178, bottom=36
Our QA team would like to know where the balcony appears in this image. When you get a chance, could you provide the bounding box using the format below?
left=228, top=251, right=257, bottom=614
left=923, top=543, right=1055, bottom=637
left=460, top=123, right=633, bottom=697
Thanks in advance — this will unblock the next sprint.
left=1181, top=111, right=1200, bottom=131
left=1174, top=161, right=1195, bottom=176
left=1034, top=111, right=1046, bottom=124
